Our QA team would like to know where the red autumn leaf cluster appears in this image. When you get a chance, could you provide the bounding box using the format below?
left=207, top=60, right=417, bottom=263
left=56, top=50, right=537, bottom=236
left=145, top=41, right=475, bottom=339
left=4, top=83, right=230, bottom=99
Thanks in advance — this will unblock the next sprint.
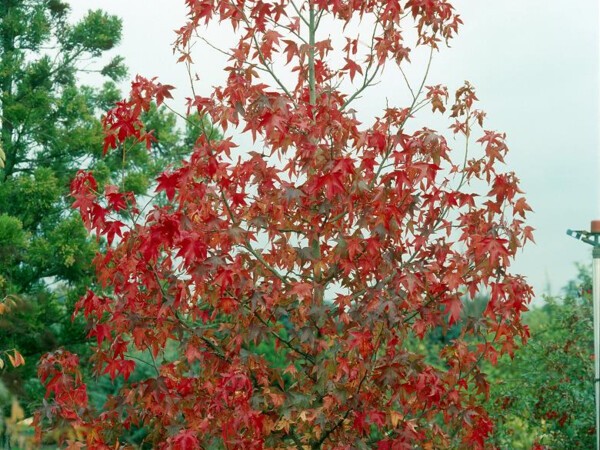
left=101, top=75, right=173, bottom=154
left=38, top=1, right=534, bottom=449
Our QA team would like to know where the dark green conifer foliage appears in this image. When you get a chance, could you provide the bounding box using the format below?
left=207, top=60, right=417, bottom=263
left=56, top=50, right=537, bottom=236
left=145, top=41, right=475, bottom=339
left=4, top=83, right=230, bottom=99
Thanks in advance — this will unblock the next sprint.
left=0, top=1, right=207, bottom=412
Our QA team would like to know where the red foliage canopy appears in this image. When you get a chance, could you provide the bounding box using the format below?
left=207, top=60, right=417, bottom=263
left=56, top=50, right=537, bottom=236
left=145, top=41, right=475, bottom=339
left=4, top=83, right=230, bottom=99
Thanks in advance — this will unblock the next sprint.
left=37, top=1, right=533, bottom=448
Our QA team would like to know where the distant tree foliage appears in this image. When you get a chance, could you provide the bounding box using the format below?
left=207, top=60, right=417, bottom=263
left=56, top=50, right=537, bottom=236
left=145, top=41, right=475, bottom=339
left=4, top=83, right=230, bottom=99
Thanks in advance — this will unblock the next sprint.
left=487, top=265, right=595, bottom=448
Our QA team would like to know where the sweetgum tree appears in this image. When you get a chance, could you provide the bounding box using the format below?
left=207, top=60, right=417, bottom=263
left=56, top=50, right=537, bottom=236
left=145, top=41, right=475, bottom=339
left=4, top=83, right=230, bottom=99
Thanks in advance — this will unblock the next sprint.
left=37, top=1, right=534, bottom=448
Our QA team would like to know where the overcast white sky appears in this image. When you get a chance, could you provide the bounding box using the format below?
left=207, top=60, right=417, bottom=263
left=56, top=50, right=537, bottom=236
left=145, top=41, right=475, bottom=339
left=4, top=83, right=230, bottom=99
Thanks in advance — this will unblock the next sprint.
left=69, top=1, right=599, bottom=299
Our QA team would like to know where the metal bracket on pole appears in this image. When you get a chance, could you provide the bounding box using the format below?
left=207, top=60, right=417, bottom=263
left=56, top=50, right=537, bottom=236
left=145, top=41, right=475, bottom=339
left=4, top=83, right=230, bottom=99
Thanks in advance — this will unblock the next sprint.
left=566, top=229, right=600, bottom=247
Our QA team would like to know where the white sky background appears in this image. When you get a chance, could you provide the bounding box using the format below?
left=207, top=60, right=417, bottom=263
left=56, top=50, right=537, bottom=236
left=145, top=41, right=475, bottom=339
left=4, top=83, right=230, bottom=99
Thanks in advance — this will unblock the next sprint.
left=69, top=0, right=599, bottom=300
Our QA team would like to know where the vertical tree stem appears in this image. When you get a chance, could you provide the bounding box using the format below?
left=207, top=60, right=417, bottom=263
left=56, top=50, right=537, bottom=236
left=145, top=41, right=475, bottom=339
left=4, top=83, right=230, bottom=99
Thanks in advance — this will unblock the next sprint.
left=308, top=2, right=316, bottom=106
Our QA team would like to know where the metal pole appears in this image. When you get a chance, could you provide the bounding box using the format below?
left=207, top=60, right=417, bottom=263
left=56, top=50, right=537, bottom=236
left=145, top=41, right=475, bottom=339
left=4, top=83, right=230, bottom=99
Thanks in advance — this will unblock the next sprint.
left=594, top=246, right=600, bottom=450
left=566, top=225, right=600, bottom=449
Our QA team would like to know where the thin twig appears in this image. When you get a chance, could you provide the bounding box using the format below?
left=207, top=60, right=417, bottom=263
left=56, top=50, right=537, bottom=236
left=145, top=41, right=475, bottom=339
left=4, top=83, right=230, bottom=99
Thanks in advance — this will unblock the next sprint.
left=290, top=0, right=310, bottom=27
left=220, top=191, right=291, bottom=285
